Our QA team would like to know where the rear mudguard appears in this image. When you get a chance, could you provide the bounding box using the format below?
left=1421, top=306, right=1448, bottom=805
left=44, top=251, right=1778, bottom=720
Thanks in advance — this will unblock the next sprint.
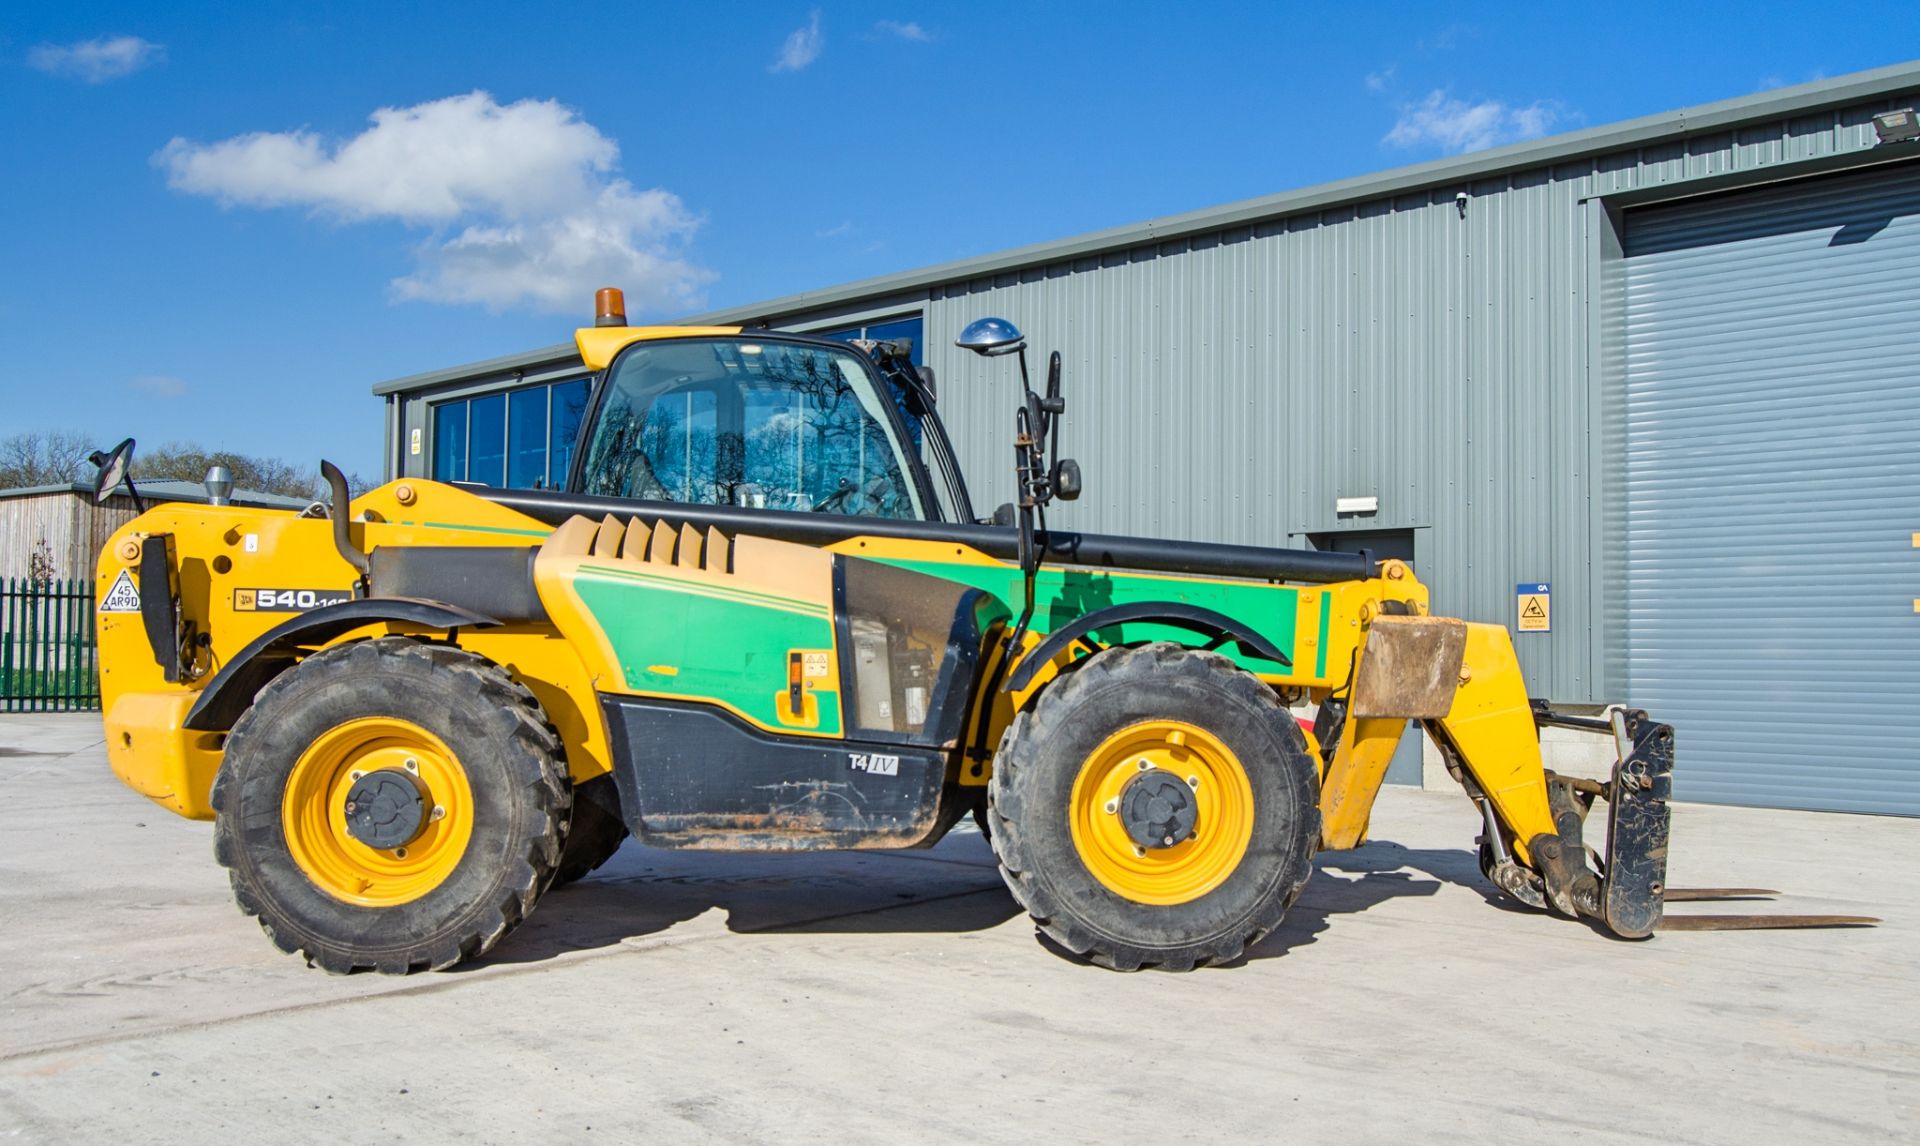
left=183, top=598, right=498, bottom=731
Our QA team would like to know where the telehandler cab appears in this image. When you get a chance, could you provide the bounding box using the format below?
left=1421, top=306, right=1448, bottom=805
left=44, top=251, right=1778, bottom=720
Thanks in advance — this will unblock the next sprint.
left=92, top=287, right=1873, bottom=973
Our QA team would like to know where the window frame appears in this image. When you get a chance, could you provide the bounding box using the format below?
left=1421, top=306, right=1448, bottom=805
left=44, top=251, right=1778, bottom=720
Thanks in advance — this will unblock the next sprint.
left=428, top=373, right=595, bottom=490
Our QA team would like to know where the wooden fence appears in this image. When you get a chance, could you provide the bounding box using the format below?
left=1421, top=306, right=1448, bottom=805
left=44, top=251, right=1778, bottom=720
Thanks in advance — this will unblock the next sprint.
left=0, top=578, right=99, bottom=712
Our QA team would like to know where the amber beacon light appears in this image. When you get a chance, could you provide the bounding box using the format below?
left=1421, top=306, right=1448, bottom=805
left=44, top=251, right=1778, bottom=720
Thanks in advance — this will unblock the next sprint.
left=594, top=287, right=627, bottom=328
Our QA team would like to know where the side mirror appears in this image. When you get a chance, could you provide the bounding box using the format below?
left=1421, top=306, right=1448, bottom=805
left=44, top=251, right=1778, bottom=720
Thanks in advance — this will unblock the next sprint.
left=89, top=438, right=136, bottom=506
left=1051, top=459, right=1082, bottom=501
left=916, top=365, right=937, bottom=404
left=955, top=317, right=1026, bottom=358
left=988, top=502, right=1018, bottom=527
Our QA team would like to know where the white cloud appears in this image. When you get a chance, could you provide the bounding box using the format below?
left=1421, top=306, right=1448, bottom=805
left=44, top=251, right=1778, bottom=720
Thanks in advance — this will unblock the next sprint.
left=1383, top=90, right=1563, bottom=154
left=28, top=35, right=164, bottom=83
left=771, top=10, right=824, bottom=72
left=1364, top=66, right=1396, bottom=93
left=815, top=221, right=853, bottom=238
left=130, top=374, right=187, bottom=398
left=155, top=91, right=711, bottom=315
left=875, top=19, right=930, bottom=42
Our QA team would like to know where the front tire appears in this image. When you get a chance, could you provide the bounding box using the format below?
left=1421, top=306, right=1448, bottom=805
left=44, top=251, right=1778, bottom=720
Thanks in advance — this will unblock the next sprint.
left=986, top=643, right=1319, bottom=971
left=210, top=638, right=569, bottom=974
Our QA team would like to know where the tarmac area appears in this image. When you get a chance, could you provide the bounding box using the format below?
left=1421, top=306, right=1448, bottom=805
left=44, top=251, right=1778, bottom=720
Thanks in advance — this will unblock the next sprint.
left=0, top=712, right=1913, bottom=1143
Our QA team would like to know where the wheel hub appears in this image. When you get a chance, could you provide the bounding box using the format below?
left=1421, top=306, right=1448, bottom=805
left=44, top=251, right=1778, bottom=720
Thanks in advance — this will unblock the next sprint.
left=1118, top=769, right=1198, bottom=849
left=342, top=769, right=427, bottom=850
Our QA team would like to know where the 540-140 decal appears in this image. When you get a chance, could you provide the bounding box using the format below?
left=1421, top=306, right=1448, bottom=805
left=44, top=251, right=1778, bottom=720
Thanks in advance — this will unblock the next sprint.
left=234, top=587, right=353, bottom=612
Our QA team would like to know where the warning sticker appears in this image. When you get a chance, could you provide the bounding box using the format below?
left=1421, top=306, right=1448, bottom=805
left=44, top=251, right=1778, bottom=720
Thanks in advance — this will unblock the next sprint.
left=801, top=651, right=831, bottom=678
left=99, top=570, right=142, bottom=613
left=1516, top=583, right=1551, bottom=633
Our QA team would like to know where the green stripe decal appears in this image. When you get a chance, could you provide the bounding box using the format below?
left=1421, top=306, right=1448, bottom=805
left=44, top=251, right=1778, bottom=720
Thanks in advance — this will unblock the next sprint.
left=572, top=568, right=841, bottom=735
left=867, top=556, right=1300, bottom=679
left=578, top=563, right=829, bottom=617
left=408, top=520, right=553, bottom=538
left=1315, top=592, right=1330, bottom=679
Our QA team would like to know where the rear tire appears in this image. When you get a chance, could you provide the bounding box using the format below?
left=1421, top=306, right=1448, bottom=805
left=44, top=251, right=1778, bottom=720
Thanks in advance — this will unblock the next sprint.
left=210, top=637, right=569, bottom=974
left=986, top=643, right=1319, bottom=971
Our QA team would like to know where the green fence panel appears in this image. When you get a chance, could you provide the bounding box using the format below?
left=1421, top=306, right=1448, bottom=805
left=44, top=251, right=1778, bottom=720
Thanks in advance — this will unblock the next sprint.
left=1, top=577, right=100, bottom=713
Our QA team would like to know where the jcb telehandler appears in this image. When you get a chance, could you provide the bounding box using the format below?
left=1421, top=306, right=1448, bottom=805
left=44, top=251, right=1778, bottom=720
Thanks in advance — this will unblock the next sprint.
left=92, top=288, right=1872, bottom=973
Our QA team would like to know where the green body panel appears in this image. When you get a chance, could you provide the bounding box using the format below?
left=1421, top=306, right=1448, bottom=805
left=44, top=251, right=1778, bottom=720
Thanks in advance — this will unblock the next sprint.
left=869, top=557, right=1299, bottom=676
left=572, top=563, right=843, bottom=736
left=561, top=537, right=1302, bottom=748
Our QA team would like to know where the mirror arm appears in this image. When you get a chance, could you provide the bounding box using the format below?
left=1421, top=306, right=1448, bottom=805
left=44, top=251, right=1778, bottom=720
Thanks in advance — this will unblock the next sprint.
left=1044, top=351, right=1064, bottom=474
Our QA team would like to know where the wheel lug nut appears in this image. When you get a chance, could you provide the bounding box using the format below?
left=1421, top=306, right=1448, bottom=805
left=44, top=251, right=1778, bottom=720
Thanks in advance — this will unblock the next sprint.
left=1132, top=845, right=1146, bottom=858
left=394, top=847, right=408, bottom=859
left=1163, top=835, right=1175, bottom=846
left=349, top=770, right=364, bottom=781
left=1103, top=799, right=1118, bottom=815
left=1187, top=775, right=1199, bottom=789
left=404, top=758, right=419, bottom=773
left=344, top=801, right=357, bottom=814
left=430, top=805, right=446, bottom=822
left=1136, top=759, right=1152, bottom=771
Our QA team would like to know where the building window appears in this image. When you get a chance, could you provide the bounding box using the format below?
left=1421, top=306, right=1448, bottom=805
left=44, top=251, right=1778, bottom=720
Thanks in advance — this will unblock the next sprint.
left=430, top=376, right=593, bottom=489
left=819, top=315, right=923, bottom=365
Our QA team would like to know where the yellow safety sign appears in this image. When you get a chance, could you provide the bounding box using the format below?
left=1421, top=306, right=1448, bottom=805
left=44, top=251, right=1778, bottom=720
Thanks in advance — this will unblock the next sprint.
left=1516, top=583, right=1551, bottom=633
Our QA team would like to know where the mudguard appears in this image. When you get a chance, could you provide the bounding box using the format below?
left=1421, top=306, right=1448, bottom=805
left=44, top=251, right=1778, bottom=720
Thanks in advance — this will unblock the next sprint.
left=182, top=598, right=498, bottom=731
left=1005, top=601, right=1292, bottom=693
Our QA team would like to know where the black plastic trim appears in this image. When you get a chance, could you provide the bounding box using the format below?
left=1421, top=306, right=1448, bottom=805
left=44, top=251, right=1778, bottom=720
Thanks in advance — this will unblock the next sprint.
left=598, top=693, right=951, bottom=850
left=139, top=534, right=180, bottom=683
left=182, top=598, right=499, bottom=731
left=1005, top=601, right=1293, bottom=693
left=479, top=486, right=1371, bottom=585
left=368, top=546, right=547, bottom=623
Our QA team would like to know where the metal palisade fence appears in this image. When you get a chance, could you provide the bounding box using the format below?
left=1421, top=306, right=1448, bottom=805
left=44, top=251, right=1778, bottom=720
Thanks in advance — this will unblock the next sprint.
left=1, top=578, right=100, bottom=712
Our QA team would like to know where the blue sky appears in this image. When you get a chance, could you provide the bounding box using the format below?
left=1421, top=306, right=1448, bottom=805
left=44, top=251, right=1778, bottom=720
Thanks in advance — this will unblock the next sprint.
left=3, top=2, right=1915, bottom=481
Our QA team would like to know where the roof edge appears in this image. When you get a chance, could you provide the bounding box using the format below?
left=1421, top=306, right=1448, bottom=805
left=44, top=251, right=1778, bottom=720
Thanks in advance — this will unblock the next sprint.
left=371, top=341, right=581, bottom=396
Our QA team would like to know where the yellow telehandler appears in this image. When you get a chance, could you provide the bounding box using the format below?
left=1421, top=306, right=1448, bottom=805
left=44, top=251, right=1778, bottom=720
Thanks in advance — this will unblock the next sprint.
left=91, top=288, right=1872, bottom=972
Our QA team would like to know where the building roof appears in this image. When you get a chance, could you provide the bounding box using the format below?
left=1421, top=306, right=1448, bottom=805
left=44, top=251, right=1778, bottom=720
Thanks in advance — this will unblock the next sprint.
left=0, top=479, right=311, bottom=509
left=373, top=60, right=1920, bottom=397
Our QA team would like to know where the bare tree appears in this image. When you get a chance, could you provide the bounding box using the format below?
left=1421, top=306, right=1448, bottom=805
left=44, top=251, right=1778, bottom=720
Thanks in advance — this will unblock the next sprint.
left=0, top=430, right=95, bottom=489
left=131, top=443, right=368, bottom=502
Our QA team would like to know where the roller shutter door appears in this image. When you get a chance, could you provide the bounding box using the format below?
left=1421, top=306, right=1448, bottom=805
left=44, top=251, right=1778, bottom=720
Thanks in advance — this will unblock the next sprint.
left=1622, top=162, right=1920, bottom=815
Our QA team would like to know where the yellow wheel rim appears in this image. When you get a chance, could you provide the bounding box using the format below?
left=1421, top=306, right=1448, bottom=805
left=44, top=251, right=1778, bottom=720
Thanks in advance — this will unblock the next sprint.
left=1069, top=720, right=1254, bottom=906
left=281, top=717, right=474, bottom=907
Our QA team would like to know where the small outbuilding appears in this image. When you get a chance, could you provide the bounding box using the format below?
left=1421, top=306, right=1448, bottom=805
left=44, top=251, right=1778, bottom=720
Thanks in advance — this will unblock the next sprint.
left=0, top=480, right=309, bottom=583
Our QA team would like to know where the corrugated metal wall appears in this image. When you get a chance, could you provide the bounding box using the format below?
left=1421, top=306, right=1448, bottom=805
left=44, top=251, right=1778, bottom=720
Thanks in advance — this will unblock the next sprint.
left=1620, top=163, right=1920, bottom=813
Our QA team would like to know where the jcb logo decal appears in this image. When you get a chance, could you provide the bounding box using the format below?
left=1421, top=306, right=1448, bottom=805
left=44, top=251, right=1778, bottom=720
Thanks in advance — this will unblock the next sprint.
left=235, top=587, right=352, bottom=613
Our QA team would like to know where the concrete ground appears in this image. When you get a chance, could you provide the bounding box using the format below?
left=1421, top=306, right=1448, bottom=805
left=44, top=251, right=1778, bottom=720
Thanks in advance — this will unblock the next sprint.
left=0, top=713, right=1912, bottom=1144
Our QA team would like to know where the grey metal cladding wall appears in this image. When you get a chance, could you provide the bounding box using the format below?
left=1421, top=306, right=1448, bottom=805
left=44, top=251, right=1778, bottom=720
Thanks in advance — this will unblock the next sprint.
left=1621, top=162, right=1920, bottom=814
left=886, top=98, right=1903, bottom=705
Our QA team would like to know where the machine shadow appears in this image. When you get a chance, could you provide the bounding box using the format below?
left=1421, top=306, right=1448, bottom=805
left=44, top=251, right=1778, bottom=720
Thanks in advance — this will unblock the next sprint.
left=475, top=830, right=1530, bottom=972
left=471, top=827, right=1021, bottom=968
left=1237, top=839, right=1525, bottom=964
